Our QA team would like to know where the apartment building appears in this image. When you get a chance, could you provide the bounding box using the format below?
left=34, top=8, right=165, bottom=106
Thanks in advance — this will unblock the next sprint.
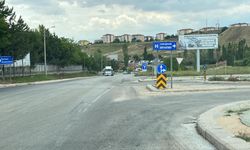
left=199, top=27, right=217, bottom=32
left=156, top=33, right=166, bottom=41
left=115, top=36, right=122, bottom=42
left=78, top=40, right=90, bottom=46
left=230, top=23, right=249, bottom=27
left=102, top=34, right=115, bottom=43
left=132, top=34, right=145, bottom=42
left=177, top=28, right=194, bottom=35
left=145, top=36, right=154, bottom=41
left=121, top=34, right=132, bottom=42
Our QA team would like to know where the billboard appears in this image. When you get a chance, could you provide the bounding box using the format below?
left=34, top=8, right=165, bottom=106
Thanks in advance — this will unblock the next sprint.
left=178, top=34, right=218, bottom=50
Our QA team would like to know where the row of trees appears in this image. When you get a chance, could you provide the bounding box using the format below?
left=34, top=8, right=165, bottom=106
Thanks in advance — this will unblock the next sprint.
left=0, top=1, right=117, bottom=72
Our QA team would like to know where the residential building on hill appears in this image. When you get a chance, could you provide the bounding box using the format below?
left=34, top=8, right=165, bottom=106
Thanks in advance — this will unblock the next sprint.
left=145, top=36, right=154, bottom=41
left=78, top=40, right=90, bottom=46
left=132, top=34, right=145, bottom=42
left=121, top=34, right=132, bottom=42
left=230, top=23, right=249, bottom=27
left=177, top=28, right=194, bottom=35
left=199, top=27, right=217, bottom=32
left=156, top=33, right=166, bottom=41
left=102, top=34, right=115, bottom=43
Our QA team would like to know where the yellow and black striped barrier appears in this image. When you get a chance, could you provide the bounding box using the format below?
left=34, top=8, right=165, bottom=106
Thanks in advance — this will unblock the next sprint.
left=156, top=74, right=167, bottom=89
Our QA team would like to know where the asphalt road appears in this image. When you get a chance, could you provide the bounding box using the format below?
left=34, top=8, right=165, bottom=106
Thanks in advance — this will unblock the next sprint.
left=1, top=74, right=250, bottom=150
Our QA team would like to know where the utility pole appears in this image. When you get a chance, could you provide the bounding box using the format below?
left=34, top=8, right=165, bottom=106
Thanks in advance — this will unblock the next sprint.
left=43, top=26, right=55, bottom=76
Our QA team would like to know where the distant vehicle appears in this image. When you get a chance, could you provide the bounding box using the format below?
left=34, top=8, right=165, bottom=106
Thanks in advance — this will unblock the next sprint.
left=103, top=66, right=114, bottom=76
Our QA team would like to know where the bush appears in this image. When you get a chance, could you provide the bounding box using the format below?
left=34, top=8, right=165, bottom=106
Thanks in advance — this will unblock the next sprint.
left=208, top=76, right=225, bottom=81
left=227, top=76, right=240, bottom=81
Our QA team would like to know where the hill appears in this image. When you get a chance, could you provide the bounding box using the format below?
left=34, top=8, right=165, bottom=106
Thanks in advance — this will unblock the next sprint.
left=82, top=42, right=168, bottom=60
left=219, top=26, right=250, bottom=46
left=82, top=38, right=179, bottom=60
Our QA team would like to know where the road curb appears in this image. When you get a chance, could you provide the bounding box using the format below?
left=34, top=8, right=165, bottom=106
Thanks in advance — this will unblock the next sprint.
left=196, top=100, right=250, bottom=150
left=145, top=84, right=245, bottom=93
left=0, top=76, right=96, bottom=89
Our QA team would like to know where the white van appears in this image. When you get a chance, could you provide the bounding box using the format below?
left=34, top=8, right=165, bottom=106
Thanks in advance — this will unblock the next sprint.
left=103, top=66, right=114, bottom=76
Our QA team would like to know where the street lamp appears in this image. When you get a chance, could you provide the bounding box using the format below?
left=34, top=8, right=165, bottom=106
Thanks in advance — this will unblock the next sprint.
left=44, top=26, right=55, bottom=76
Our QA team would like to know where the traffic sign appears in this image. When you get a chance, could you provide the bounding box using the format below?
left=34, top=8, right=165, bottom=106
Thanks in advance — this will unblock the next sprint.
left=157, top=64, right=167, bottom=74
left=176, top=58, right=184, bottom=64
left=156, top=74, right=167, bottom=89
left=0, top=56, right=13, bottom=65
left=142, top=63, right=147, bottom=72
left=153, top=42, right=177, bottom=51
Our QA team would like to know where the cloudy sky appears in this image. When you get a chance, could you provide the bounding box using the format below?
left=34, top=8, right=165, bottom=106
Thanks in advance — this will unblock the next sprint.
left=6, top=0, right=250, bottom=42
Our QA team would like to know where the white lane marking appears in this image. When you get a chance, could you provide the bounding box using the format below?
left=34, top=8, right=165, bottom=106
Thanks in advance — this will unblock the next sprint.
left=92, top=87, right=113, bottom=103
left=78, top=87, right=113, bottom=113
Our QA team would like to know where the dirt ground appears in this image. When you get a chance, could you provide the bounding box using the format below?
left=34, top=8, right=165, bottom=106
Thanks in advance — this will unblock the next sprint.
left=217, top=114, right=250, bottom=136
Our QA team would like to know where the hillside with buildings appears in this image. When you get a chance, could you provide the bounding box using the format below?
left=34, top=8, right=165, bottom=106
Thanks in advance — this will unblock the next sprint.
left=219, top=25, right=250, bottom=46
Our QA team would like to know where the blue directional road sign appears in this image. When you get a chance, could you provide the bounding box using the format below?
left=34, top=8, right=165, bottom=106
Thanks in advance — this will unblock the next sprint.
left=157, top=64, right=167, bottom=74
left=142, top=63, right=147, bottom=72
left=0, top=56, right=13, bottom=65
left=153, top=42, right=177, bottom=51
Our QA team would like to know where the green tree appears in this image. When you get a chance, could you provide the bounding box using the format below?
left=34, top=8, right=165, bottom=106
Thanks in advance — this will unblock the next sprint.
left=143, top=46, right=148, bottom=60
left=122, top=44, right=129, bottom=68
left=237, top=39, right=246, bottom=60
left=227, top=43, right=235, bottom=66
left=8, top=16, right=30, bottom=60
left=133, top=54, right=140, bottom=62
left=0, top=0, right=13, bottom=54
left=221, top=45, right=227, bottom=61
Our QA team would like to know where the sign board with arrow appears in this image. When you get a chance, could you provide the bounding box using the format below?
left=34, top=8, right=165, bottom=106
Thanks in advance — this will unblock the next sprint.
left=153, top=42, right=177, bottom=51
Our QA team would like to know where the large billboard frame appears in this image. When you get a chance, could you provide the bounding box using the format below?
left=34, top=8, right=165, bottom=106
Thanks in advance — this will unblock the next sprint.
left=178, top=34, right=218, bottom=50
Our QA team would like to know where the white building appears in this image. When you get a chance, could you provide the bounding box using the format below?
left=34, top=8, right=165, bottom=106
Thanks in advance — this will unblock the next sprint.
left=230, top=23, right=249, bottom=27
left=177, top=29, right=194, bottom=35
left=156, top=33, right=166, bottom=41
left=199, top=27, right=217, bottom=32
left=102, top=34, right=115, bottom=43
left=132, top=34, right=145, bottom=42
left=145, top=36, right=154, bottom=41
left=121, top=34, right=132, bottom=42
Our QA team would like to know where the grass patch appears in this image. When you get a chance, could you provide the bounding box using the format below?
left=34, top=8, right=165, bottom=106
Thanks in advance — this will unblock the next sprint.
left=236, top=132, right=250, bottom=142
left=226, top=108, right=250, bottom=115
left=0, top=72, right=96, bottom=84
left=135, top=71, right=154, bottom=76
left=207, top=66, right=250, bottom=75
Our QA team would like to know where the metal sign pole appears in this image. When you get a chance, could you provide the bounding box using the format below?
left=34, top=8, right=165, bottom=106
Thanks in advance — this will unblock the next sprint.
left=1, top=65, right=3, bottom=81
left=170, top=50, right=173, bottom=89
left=196, top=49, right=200, bottom=72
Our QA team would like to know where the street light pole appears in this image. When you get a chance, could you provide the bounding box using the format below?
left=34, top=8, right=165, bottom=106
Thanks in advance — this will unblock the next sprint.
left=43, top=26, right=55, bottom=76
left=43, top=29, right=47, bottom=76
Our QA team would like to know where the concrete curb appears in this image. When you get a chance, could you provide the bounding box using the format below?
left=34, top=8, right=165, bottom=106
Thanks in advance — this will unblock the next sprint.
left=196, top=100, right=250, bottom=150
left=0, top=76, right=96, bottom=89
left=145, top=84, right=244, bottom=93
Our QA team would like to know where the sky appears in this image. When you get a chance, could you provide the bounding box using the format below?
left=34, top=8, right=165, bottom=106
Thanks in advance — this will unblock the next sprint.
left=5, top=0, right=250, bottom=42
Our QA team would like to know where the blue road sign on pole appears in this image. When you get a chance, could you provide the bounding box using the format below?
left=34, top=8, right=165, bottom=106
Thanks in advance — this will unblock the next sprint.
left=142, top=63, right=147, bottom=72
left=0, top=56, right=13, bottom=65
left=157, top=64, right=167, bottom=74
left=153, top=42, right=177, bottom=51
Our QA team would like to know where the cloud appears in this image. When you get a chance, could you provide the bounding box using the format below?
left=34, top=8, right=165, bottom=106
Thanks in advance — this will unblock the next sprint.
left=60, top=0, right=250, bottom=12
left=5, top=0, right=250, bottom=41
left=8, top=0, right=65, bottom=15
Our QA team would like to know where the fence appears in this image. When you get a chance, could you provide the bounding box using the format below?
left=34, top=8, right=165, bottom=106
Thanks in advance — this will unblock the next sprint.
left=0, top=64, right=83, bottom=78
